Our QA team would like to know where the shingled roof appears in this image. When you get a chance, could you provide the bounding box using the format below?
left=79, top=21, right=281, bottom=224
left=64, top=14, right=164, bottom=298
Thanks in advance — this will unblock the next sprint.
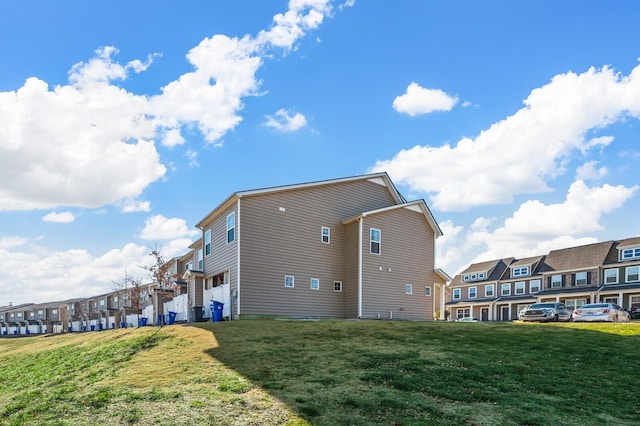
left=540, top=241, right=614, bottom=273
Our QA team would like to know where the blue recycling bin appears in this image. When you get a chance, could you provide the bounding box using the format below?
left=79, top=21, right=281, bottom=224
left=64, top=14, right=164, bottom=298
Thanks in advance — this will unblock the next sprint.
left=120, top=321, right=125, bottom=329
left=139, top=317, right=148, bottom=327
left=82, top=326, right=87, bottom=332
left=98, top=323, right=103, bottom=331
left=111, top=323, right=115, bottom=329
left=210, top=301, right=224, bottom=322
left=90, top=325, right=95, bottom=331
left=167, top=311, right=177, bottom=325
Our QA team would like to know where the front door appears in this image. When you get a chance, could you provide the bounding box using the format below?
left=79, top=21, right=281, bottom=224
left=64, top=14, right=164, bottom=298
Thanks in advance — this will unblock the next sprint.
left=481, top=308, right=489, bottom=321
left=501, top=306, right=509, bottom=321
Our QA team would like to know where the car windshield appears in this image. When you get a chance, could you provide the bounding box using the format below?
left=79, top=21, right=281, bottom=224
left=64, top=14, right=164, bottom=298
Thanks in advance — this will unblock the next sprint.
left=528, top=303, right=555, bottom=309
left=580, top=304, right=608, bottom=308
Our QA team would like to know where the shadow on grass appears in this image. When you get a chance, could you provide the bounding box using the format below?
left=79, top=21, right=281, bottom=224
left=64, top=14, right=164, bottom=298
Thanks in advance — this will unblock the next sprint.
left=199, top=320, right=640, bottom=426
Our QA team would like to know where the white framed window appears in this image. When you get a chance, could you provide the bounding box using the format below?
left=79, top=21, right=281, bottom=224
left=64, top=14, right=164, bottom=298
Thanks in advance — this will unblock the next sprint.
left=565, top=298, right=587, bottom=310
left=453, top=288, right=461, bottom=300
left=620, top=247, right=640, bottom=260
left=501, top=283, right=511, bottom=296
left=334, top=281, right=342, bottom=292
left=205, top=229, right=211, bottom=256
left=17, top=313, right=23, bottom=319
left=186, top=261, right=193, bottom=271
left=470, top=274, right=477, bottom=280
left=37, top=309, right=44, bottom=316
left=285, top=275, right=294, bottom=288
left=512, top=266, right=530, bottom=277
left=370, top=228, right=381, bottom=254
left=310, top=278, right=320, bottom=290
left=425, top=287, right=432, bottom=297
left=515, top=281, right=525, bottom=295
left=626, top=266, right=640, bottom=282
left=227, top=212, right=236, bottom=244
left=456, top=308, right=471, bottom=319
left=197, top=249, right=203, bottom=270
left=52, top=309, right=58, bottom=316
left=463, top=274, right=470, bottom=282
left=603, top=296, right=618, bottom=304
left=604, top=268, right=619, bottom=285
left=29, top=312, right=35, bottom=319
left=321, top=227, right=330, bottom=244
left=478, top=272, right=486, bottom=279
left=551, top=275, right=563, bottom=288
left=99, top=300, right=105, bottom=307
left=485, top=284, right=494, bottom=297
left=575, top=271, right=587, bottom=286
left=529, top=279, right=541, bottom=293
left=405, top=284, right=413, bottom=295
left=631, top=295, right=640, bottom=312
left=468, top=287, right=477, bottom=298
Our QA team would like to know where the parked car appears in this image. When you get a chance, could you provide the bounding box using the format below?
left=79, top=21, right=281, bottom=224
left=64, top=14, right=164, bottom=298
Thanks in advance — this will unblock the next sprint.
left=572, top=303, right=631, bottom=323
left=456, top=317, right=478, bottom=322
left=520, top=302, right=573, bottom=322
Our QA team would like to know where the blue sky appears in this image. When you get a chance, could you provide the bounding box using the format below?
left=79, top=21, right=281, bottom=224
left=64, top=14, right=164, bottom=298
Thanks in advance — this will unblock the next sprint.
left=1, top=0, right=640, bottom=306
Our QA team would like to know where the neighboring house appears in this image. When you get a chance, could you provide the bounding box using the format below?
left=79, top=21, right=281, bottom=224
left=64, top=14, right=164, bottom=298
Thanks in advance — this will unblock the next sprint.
left=446, top=238, right=640, bottom=320
left=192, top=172, right=445, bottom=320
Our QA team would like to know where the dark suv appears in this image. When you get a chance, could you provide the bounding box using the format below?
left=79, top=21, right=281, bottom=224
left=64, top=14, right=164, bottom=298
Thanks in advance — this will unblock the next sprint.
left=520, top=302, right=573, bottom=322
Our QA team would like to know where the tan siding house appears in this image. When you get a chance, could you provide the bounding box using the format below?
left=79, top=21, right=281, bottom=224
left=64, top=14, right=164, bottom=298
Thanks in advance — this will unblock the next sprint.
left=195, top=173, right=443, bottom=320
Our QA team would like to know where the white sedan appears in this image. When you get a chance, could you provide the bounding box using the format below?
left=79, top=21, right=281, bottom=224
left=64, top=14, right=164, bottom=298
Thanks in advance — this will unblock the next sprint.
left=572, top=303, right=631, bottom=323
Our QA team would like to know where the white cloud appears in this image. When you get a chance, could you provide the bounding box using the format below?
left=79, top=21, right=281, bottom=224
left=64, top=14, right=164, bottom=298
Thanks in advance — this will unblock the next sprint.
left=42, top=211, right=75, bottom=223
left=0, top=236, right=27, bottom=249
left=373, top=64, right=640, bottom=211
left=392, top=82, right=458, bottom=116
left=264, top=109, right=308, bottom=131
left=139, top=214, right=200, bottom=240
left=185, top=150, right=199, bottom=168
left=576, top=161, right=607, bottom=181
left=120, top=199, right=151, bottom=213
left=436, top=180, right=637, bottom=274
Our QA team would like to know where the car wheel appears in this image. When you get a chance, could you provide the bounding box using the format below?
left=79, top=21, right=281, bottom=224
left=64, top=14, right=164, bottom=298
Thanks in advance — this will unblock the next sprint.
left=554, top=314, right=559, bottom=322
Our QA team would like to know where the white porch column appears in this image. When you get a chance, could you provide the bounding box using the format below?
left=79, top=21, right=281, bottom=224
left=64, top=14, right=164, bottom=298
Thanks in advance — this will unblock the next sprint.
left=439, top=284, right=445, bottom=320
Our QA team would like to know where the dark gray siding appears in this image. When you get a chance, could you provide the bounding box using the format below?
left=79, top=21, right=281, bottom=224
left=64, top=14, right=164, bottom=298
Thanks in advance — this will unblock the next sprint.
left=238, top=179, right=398, bottom=318
left=361, top=207, right=436, bottom=320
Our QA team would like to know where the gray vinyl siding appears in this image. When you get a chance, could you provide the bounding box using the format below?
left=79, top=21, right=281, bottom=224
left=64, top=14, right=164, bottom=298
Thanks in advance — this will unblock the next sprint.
left=343, top=221, right=360, bottom=318
left=360, top=207, right=436, bottom=320
left=202, top=203, right=239, bottom=312
left=238, top=179, right=398, bottom=318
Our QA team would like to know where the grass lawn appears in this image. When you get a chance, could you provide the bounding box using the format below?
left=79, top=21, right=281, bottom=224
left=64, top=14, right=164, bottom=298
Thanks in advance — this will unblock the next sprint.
left=1, top=320, right=639, bottom=425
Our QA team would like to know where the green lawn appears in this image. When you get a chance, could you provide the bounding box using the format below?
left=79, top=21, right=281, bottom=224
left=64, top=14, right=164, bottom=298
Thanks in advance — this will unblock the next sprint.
left=1, top=320, right=639, bottom=425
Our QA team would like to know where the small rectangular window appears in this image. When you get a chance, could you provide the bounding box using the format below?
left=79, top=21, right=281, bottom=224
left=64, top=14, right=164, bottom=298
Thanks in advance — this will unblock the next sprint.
left=321, top=227, right=330, bottom=244
left=310, top=278, right=320, bottom=290
left=530, top=279, right=541, bottom=293
left=197, top=249, right=203, bottom=270
left=485, top=285, right=494, bottom=297
left=453, top=288, right=461, bottom=300
left=334, top=281, right=342, bottom=292
left=551, top=275, right=563, bottom=288
left=405, top=284, right=413, bottom=295
left=227, top=212, right=236, bottom=243
left=515, top=281, right=525, bottom=295
left=205, top=230, right=211, bottom=255
left=285, top=275, right=294, bottom=288
left=512, top=266, right=530, bottom=277
left=575, top=272, right=587, bottom=286
left=463, top=274, right=470, bottom=282
left=424, top=287, right=432, bottom=296
left=626, top=266, right=640, bottom=282
left=457, top=308, right=470, bottom=319
left=478, top=272, right=486, bottom=279
left=605, top=268, right=619, bottom=284
left=370, top=228, right=381, bottom=254
left=501, top=283, right=510, bottom=296
left=469, top=287, right=477, bottom=298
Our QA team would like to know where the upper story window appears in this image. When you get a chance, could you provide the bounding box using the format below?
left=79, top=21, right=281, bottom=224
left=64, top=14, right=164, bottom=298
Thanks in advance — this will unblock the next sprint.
left=405, top=284, right=413, bottom=295
left=464, top=272, right=486, bottom=282
left=468, top=287, right=477, bottom=298
left=575, top=272, right=588, bottom=286
left=512, top=266, right=530, bottom=277
left=627, top=266, right=640, bottom=282
left=284, top=275, right=294, bottom=288
left=334, top=281, right=342, bottom=292
left=29, top=312, right=35, bottom=319
left=424, top=286, right=431, bottom=296
left=620, top=247, right=640, bottom=261
left=321, top=227, right=330, bottom=244
left=205, top=230, right=211, bottom=256
left=99, top=300, right=105, bottom=307
left=515, top=281, right=525, bottom=295
left=501, top=283, right=510, bottom=296
left=485, top=284, right=494, bottom=297
left=370, top=228, right=381, bottom=255
left=551, top=275, right=563, bottom=288
left=310, top=278, right=320, bottom=290
left=197, top=249, right=203, bottom=270
left=452, top=288, right=461, bottom=300
left=227, top=212, right=236, bottom=243
left=530, top=279, right=541, bottom=293
left=604, top=268, right=619, bottom=285
left=186, top=261, right=193, bottom=271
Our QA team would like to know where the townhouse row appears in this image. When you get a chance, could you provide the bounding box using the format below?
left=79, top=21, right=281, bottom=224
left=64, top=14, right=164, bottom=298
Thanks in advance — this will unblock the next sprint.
left=446, top=237, right=640, bottom=321
left=1, top=173, right=450, bottom=336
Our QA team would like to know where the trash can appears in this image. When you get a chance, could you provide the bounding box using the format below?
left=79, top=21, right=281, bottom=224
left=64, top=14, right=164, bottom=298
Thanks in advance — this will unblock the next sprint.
left=82, top=326, right=87, bottom=332
left=167, top=311, right=177, bottom=325
left=90, top=325, right=95, bottom=331
left=111, top=323, right=115, bottom=329
left=120, top=321, right=126, bottom=329
left=99, top=323, right=103, bottom=331
left=139, top=317, right=148, bottom=327
left=191, top=307, right=204, bottom=322
left=68, top=326, right=72, bottom=333
left=210, top=301, right=224, bottom=322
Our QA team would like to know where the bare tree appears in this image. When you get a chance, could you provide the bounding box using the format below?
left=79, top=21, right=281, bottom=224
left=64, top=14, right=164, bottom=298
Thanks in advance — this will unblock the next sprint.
left=112, top=269, right=143, bottom=310
left=141, top=244, right=172, bottom=290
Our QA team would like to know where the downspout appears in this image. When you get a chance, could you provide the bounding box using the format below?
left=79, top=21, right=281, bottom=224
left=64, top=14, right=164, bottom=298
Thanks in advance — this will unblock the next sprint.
left=236, top=198, right=241, bottom=320
left=358, top=217, right=363, bottom=319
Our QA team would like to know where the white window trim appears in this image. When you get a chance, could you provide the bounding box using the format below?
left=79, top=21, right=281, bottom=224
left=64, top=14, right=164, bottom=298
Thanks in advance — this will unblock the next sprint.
left=575, top=271, right=588, bottom=286
left=485, top=285, right=494, bottom=297
left=453, top=288, right=461, bottom=300
left=285, top=275, right=294, bottom=288
left=405, top=284, right=413, bottom=295
left=321, top=227, right=330, bottom=244
left=424, top=286, right=432, bottom=297
left=334, top=281, right=342, bottom=292
left=456, top=308, right=471, bottom=319
left=310, top=278, right=320, bottom=290
left=204, top=229, right=212, bottom=256
left=512, top=266, right=530, bottom=277
left=501, top=283, right=511, bottom=296
left=551, top=275, right=563, bottom=288
left=468, top=286, right=477, bottom=299
left=370, top=228, right=381, bottom=255
left=227, top=212, right=236, bottom=244
left=530, top=279, right=541, bottom=293
left=515, top=281, right=525, bottom=295
left=626, top=266, right=640, bottom=282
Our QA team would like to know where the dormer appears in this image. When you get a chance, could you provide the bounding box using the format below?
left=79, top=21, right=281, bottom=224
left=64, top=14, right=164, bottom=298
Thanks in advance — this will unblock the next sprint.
left=618, top=243, right=640, bottom=261
left=462, top=271, right=487, bottom=282
left=510, top=265, right=531, bottom=278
